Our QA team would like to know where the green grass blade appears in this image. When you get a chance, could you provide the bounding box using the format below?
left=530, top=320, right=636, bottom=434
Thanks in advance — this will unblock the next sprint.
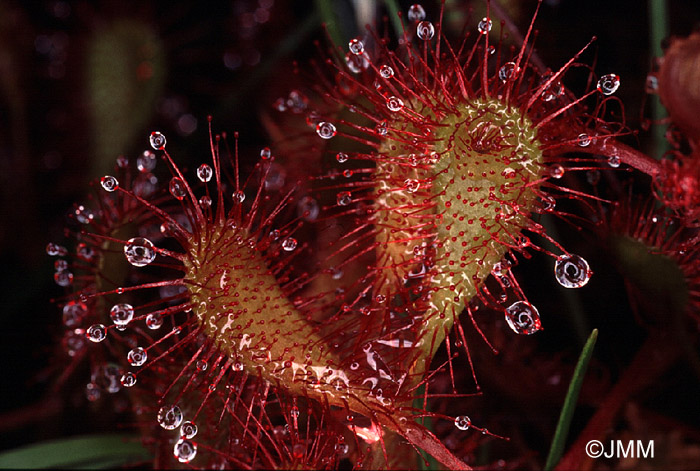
left=413, top=384, right=441, bottom=470
left=314, top=0, right=345, bottom=47
left=544, top=328, right=599, bottom=471
left=0, top=434, right=151, bottom=469
left=382, top=0, right=404, bottom=39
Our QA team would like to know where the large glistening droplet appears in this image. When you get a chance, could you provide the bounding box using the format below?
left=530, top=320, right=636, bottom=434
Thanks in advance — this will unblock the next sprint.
left=597, top=74, right=620, bottom=95
left=180, top=420, right=198, bottom=439
left=417, top=21, right=435, bottom=40
left=127, top=346, right=147, bottom=366
left=504, top=301, right=542, bottom=335
left=282, top=237, right=297, bottom=252
left=478, top=17, right=492, bottom=34
left=349, top=38, right=364, bottom=55
left=120, top=372, right=136, bottom=388
left=407, top=4, right=426, bottom=22
left=379, top=65, right=394, bottom=79
left=197, top=164, right=213, bottom=182
left=337, top=191, right=352, bottom=206
left=316, top=122, right=337, bottom=139
left=157, top=404, right=183, bottom=430
left=173, top=438, right=197, bottom=463
left=137, top=150, right=157, bottom=173
left=149, top=131, right=166, bottom=150
left=100, top=175, right=119, bottom=192
left=498, top=62, right=517, bottom=82
left=124, top=237, right=156, bottom=267
left=110, top=303, right=134, bottom=327
left=169, top=177, right=187, bottom=200
left=554, top=254, right=592, bottom=288
left=454, top=415, right=471, bottom=431
left=87, top=324, right=107, bottom=343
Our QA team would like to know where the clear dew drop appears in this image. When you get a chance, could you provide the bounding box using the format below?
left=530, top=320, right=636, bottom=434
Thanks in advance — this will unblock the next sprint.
left=608, top=155, right=621, bottom=168
left=416, top=21, right=435, bottom=40
left=349, top=38, right=364, bottom=55
left=386, top=96, right=404, bottom=112
left=196, top=360, right=208, bottom=372
left=146, top=313, right=163, bottom=330
left=85, top=382, right=101, bottom=402
left=335, top=442, right=349, bottom=455
left=407, top=4, right=426, bottom=22
left=404, top=179, right=420, bottom=193
left=149, top=131, right=166, bottom=150
left=282, top=237, right=297, bottom=251
left=169, top=177, right=187, bottom=200
left=260, top=147, right=272, bottom=160
left=344, top=52, right=370, bottom=73
left=298, top=196, right=319, bottom=221
left=124, top=237, right=156, bottom=267
left=173, top=438, right=197, bottom=463
left=379, top=64, right=394, bottom=79
left=197, top=164, right=213, bottom=182
left=549, top=164, right=565, bottom=179
left=54, top=270, right=74, bottom=287
left=46, top=243, right=68, bottom=256
left=541, top=195, right=556, bottom=212
left=110, top=303, right=134, bottom=327
left=498, top=62, right=517, bottom=82
left=74, top=205, right=94, bottom=224
left=100, top=175, right=119, bottom=192
left=375, top=120, right=388, bottom=136
left=540, top=73, right=564, bottom=101
left=87, top=324, right=107, bottom=343
left=337, top=191, right=352, bottom=206
left=127, top=346, right=147, bottom=366
left=316, top=121, right=337, bottom=139
left=62, top=301, right=87, bottom=327
left=554, top=254, right=592, bottom=288
left=264, top=163, right=286, bottom=190
left=233, top=190, right=246, bottom=204
left=120, top=372, right=136, bottom=388
left=597, top=74, right=620, bottom=95
left=116, top=155, right=129, bottom=168
left=454, top=415, right=471, bottom=431
left=577, top=133, right=592, bottom=147
left=478, top=17, right=492, bottom=34
left=504, top=301, right=542, bottom=335
left=181, top=420, right=198, bottom=439
left=199, top=195, right=211, bottom=207
left=137, top=150, right=157, bottom=173
left=645, top=74, right=658, bottom=93
left=158, top=404, right=183, bottom=430
left=336, top=152, right=349, bottom=163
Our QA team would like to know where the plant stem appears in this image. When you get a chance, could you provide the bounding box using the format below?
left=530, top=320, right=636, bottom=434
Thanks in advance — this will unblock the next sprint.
left=562, top=139, right=663, bottom=177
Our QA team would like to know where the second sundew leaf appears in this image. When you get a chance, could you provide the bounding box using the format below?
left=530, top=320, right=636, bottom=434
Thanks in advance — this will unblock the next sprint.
left=374, top=98, right=544, bottom=370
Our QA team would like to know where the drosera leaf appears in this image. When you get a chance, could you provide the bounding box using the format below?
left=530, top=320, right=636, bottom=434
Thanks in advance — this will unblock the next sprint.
left=544, top=328, right=599, bottom=471
left=0, top=433, right=151, bottom=469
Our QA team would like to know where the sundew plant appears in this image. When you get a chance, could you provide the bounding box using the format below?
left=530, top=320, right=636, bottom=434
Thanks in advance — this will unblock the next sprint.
left=1, top=0, right=699, bottom=470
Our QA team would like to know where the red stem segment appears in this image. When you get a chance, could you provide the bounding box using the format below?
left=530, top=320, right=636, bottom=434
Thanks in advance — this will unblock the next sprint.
left=561, top=140, right=663, bottom=178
